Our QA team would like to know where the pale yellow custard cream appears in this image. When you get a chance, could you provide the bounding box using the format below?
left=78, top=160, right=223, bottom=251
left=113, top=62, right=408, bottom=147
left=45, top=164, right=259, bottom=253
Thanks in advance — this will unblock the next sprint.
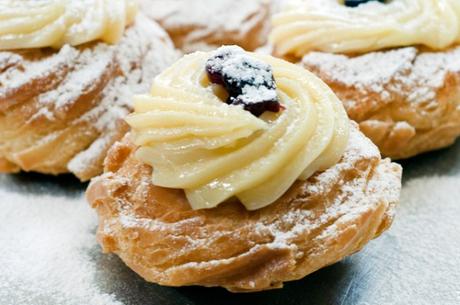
left=0, top=0, right=137, bottom=50
left=271, top=0, right=460, bottom=56
left=126, top=46, right=349, bottom=210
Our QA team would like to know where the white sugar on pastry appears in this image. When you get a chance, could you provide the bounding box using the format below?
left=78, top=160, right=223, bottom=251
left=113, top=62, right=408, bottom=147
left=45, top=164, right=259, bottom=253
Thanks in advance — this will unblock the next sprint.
left=302, top=46, right=460, bottom=159
left=303, top=46, right=460, bottom=102
left=36, top=46, right=114, bottom=117
left=0, top=46, right=77, bottom=99
left=302, top=47, right=417, bottom=103
left=0, top=15, right=178, bottom=180
left=139, top=0, right=271, bottom=52
left=254, top=125, right=398, bottom=249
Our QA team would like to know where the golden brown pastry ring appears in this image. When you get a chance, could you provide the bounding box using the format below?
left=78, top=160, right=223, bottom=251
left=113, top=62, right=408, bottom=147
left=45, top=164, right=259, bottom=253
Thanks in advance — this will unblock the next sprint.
left=139, top=0, right=271, bottom=53
left=301, top=46, right=460, bottom=159
left=87, top=123, right=401, bottom=292
left=0, top=15, right=178, bottom=181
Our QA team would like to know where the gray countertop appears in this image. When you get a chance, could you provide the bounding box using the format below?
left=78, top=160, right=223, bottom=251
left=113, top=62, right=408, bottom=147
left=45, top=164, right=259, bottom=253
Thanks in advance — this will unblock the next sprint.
left=1, top=140, right=459, bottom=305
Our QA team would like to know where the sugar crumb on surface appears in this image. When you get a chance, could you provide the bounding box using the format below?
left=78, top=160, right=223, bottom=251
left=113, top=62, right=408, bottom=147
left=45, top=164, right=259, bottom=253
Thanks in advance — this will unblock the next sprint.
left=0, top=190, right=122, bottom=305
left=0, top=169, right=459, bottom=304
left=358, top=175, right=460, bottom=305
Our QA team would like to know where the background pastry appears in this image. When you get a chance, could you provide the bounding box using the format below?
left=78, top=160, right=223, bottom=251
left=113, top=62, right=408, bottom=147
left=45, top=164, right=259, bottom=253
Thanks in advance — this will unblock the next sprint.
left=301, top=47, right=460, bottom=159
left=0, top=1, right=178, bottom=181
left=87, top=47, right=402, bottom=292
left=271, top=0, right=460, bottom=159
left=139, top=0, right=271, bottom=53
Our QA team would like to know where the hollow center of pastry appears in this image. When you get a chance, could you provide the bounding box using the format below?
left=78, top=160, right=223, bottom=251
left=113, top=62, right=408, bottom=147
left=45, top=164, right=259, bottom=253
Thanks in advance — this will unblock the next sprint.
left=0, top=0, right=138, bottom=50
left=125, top=46, right=350, bottom=211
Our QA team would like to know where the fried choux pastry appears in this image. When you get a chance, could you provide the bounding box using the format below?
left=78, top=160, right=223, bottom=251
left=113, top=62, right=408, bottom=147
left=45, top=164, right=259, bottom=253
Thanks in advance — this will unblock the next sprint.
left=139, top=0, right=271, bottom=53
left=0, top=1, right=178, bottom=181
left=301, top=47, right=460, bottom=159
left=270, top=0, right=460, bottom=159
left=87, top=46, right=402, bottom=292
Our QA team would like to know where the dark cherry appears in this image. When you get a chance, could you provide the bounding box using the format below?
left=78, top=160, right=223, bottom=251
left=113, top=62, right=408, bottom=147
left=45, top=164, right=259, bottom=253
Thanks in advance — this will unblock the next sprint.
left=206, top=46, right=281, bottom=117
left=344, top=0, right=384, bottom=7
left=206, top=66, right=225, bottom=85
left=229, top=97, right=281, bottom=117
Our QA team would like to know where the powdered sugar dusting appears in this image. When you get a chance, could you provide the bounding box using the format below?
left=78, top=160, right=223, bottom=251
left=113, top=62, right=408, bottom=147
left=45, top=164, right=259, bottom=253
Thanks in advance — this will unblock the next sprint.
left=302, top=46, right=460, bottom=106
left=360, top=175, right=460, bottom=305
left=0, top=45, right=78, bottom=101
left=207, top=45, right=278, bottom=105
left=242, top=85, right=277, bottom=104
left=254, top=125, right=396, bottom=250
left=66, top=16, right=178, bottom=177
left=36, top=46, right=114, bottom=119
left=139, top=0, right=270, bottom=52
left=67, top=130, right=117, bottom=175
left=0, top=190, right=122, bottom=305
left=2, top=161, right=459, bottom=303
left=0, top=15, right=178, bottom=180
left=0, top=52, right=21, bottom=72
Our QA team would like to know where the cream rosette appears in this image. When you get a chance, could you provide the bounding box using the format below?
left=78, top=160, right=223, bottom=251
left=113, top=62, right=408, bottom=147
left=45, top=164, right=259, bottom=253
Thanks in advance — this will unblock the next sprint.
left=271, top=0, right=460, bottom=56
left=0, top=0, right=137, bottom=50
left=126, top=50, right=349, bottom=210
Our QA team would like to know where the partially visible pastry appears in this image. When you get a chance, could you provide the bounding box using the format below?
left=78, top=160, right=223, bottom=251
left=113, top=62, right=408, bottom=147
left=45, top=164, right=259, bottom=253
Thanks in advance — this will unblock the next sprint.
left=302, top=47, right=460, bottom=159
left=87, top=46, right=402, bottom=292
left=271, top=0, right=460, bottom=56
left=270, top=0, right=460, bottom=159
left=0, top=0, right=178, bottom=181
left=139, top=0, right=271, bottom=53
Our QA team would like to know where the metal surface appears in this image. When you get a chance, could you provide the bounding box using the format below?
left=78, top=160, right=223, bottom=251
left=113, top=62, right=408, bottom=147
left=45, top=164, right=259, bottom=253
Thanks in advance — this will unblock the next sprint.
left=1, top=140, right=460, bottom=305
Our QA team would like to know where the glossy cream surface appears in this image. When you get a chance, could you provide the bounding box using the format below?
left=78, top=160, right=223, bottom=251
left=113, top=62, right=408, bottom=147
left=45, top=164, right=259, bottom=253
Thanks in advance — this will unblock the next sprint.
left=0, top=0, right=137, bottom=50
left=271, top=0, right=460, bottom=56
left=126, top=49, right=349, bottom=210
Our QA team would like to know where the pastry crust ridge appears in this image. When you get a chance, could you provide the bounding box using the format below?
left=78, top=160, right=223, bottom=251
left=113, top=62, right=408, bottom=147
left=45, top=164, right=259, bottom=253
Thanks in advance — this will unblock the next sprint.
left=302, top=46, right=460, bottom=159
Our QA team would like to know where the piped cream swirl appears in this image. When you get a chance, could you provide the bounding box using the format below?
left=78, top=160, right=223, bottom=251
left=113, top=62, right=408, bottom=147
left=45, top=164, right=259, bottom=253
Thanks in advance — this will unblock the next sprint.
left=271, top=0, right=460, bottom=56
left=126, top=49, right=349, bottom=210
left=0, top=0, right=137, bottom=50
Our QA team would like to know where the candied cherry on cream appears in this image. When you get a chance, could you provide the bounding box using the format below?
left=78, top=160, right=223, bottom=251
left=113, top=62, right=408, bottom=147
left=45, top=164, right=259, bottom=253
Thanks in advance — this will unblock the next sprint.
left=344, top=0, right=385, bottom=7
left=205, top=46, right=281, bottom=117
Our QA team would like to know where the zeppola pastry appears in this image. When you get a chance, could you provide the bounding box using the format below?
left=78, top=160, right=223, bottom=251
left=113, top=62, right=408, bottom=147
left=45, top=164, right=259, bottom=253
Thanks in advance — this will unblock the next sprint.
left=271, top=0, right=460, bottom=159
left=0, top=0, right=178, bottom=180
left=139, top=0, right=271, bottom=53
left=87, top=46, right=402, bottom=292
